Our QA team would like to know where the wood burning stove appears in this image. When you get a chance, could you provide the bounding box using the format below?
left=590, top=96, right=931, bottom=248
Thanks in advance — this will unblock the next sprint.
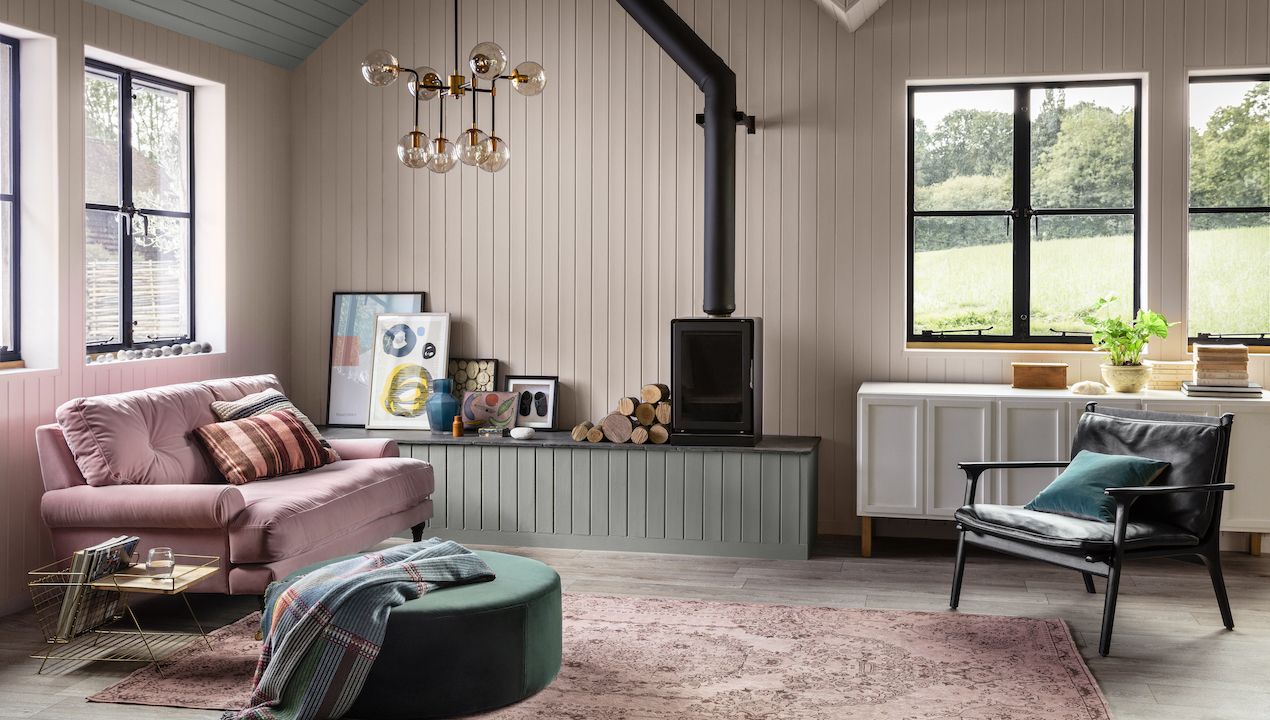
left=670, top=317, right=762, bottom=446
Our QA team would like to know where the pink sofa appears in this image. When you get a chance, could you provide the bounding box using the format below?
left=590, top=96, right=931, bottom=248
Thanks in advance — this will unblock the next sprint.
left=36, top=374, right=434, bottom=595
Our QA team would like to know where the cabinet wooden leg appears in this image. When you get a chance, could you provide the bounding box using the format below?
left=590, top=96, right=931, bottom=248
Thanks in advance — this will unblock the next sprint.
left=1251, top=533, right=1262, bottom=557
left=860, top=516, right=872, bottom=558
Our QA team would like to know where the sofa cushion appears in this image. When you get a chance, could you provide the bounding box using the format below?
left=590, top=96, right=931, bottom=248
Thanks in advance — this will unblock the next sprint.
left=211, top=388, right=338, bottom=460
left=955, top=503, right=1200, bottom=551
left=195, top=410, right=334, bottom=485
left=56, top=381, right=220, bottom=486
left=228, top=457, right=434, bottom=563
left=202, top=374, right=283, bottom=401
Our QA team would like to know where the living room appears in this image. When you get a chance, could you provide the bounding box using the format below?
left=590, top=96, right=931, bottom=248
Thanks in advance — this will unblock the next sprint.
left=0, top=0, right=1267, bottom=718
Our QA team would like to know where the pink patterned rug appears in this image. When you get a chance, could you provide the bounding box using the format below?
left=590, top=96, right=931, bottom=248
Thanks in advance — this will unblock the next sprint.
left=90, top=595, right=1109, bottom=719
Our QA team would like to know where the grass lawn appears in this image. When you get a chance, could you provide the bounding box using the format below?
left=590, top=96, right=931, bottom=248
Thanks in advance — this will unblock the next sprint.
left=914, top=226, right=1269, bottom=336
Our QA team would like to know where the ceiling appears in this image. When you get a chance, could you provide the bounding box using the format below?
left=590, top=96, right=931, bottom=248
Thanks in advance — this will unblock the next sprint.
left=85, top=0, right=365, bottom=69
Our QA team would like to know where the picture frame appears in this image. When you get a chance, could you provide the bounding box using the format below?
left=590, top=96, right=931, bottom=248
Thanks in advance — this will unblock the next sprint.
left=504, top=375, right=560, bottom=430
left=447, top=358, right=500, bottom=399
left=326, top=291, right=426, bottom=427
left=365, top=312, right=451, bottom=430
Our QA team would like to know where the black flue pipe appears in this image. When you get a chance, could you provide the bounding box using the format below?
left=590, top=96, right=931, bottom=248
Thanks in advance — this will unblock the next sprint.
left=615, top=0, right=737, bottom=317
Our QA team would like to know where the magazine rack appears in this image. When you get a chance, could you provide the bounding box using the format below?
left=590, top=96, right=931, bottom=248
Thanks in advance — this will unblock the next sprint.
left=27, top=554, right=219, bottom=674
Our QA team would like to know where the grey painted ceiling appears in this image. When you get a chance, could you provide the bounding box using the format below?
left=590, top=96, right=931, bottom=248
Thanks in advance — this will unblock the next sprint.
left=86, top=0, right=365, bottom=69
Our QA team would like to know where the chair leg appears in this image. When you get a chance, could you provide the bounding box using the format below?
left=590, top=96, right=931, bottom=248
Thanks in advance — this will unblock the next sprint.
left=1202, top=550, right=1235, bottom=630
left=950, top=534, right=968, bottom=609
left=1082, top=572, right=1097, bottom=594
left=411, top=522, right=426, bottom=542
left=1098, top=560, right=1122, bottom=657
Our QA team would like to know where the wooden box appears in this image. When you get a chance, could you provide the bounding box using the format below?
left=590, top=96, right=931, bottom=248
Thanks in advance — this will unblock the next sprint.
left=1011, top=362, right=1069, bottom=389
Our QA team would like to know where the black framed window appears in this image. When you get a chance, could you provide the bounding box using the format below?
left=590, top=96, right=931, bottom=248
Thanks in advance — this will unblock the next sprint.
left=84, top=59, right=194, bottom=351
left=0, top=36, right=19, bottom=363
left=908, top=80, right=1142, bottom=344
left=1187, top=75, right=1269, bottom=346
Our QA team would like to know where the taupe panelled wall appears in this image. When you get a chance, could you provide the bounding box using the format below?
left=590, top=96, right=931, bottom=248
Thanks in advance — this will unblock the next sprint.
left=0, top=2, right=292, bottom=614
left=288, top=0, right=1269, bottom=538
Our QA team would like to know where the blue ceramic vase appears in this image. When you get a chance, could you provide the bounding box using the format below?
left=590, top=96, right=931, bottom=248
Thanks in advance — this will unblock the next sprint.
left=426, top=378, right=459, bottom=432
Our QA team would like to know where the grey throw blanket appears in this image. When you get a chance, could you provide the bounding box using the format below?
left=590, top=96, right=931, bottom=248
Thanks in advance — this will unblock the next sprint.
left=224, top=539, right=495, bottom=720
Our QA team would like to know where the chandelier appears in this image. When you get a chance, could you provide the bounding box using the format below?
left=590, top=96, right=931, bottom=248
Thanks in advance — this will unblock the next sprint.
left=360, top=0, right=546, bottom=174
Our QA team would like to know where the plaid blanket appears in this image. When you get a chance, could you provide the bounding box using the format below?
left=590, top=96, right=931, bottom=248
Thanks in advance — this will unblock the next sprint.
left=223, top=539, right=495, bottom=720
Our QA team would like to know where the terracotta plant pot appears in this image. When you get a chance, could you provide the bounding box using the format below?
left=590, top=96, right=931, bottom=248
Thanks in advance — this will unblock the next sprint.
left=1100, top=363, right=1151, bottom=393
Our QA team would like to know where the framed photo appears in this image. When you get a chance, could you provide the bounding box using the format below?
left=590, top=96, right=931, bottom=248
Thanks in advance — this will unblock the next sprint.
left=326, top=291, right=426, bottom=427
left=366, top=313, right=451, bottom=430
left=504, top=375, right=559, bottom=430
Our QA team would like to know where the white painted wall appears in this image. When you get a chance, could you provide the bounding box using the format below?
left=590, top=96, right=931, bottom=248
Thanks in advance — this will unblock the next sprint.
left=0, top=1, right=292, bottom=614
left=286, top=0, right=1268, bottom=543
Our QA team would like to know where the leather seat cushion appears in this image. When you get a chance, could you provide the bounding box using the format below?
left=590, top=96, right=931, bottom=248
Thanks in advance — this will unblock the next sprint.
left=955, top=504, right=1200, bottom=551
left=229, top=457, right=434, bottom=563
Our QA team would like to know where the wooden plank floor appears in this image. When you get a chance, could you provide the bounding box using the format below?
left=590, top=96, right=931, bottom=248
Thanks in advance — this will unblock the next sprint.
left=1, top=538, right=1267, bottom=719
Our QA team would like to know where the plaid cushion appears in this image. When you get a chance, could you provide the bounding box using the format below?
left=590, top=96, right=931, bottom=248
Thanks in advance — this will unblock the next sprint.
left=194, top=410, right=333, bottom=485
left=211, top=389, right=339, bottom=462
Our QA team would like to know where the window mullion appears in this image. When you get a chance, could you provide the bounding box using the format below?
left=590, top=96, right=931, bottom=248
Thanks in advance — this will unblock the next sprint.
left=1012, top=85, right=1032, bottom=340
left=120, top=70, right=134, bottom=349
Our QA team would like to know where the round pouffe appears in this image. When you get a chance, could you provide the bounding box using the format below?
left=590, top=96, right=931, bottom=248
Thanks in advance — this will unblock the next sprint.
left=285, top=550, right=562, bottom=719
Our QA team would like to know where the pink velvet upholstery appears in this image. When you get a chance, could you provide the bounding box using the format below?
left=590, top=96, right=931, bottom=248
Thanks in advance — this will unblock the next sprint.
left=37, top=376, right=433, bottom=596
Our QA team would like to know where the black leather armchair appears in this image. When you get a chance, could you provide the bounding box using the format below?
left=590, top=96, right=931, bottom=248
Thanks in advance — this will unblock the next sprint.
left=949, top=404, right=1236, bottom=656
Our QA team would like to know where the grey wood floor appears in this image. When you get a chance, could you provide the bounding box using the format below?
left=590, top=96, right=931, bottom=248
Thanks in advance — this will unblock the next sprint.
left=1, top=538, right=1267, bottom=720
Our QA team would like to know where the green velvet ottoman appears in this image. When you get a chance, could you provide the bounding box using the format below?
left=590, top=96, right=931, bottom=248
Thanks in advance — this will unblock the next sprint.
left=286, top=549, right=562, bottom=719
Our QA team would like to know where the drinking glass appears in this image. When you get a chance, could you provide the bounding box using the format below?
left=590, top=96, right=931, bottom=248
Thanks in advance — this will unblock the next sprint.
left=147, top=547, right=175, bottom=579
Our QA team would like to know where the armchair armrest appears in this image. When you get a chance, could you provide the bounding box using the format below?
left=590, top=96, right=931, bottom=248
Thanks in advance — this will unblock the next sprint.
left=327, top=437, right=399, bottom=460
left=958, top=461, right=1070, bottom=506
left=1105, top=483, right=1235, bottom=498
left=41, top=484, right=246, bottom=529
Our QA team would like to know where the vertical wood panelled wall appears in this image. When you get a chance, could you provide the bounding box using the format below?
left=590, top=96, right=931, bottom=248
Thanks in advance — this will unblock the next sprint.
left=0, top=1, right=293, bottom=614
left=288, top=0, right=1269, bottom=542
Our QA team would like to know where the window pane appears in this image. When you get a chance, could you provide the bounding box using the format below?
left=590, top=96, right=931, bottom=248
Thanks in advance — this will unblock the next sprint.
left=0, top=202, right=11, bottom=351
left=0, top=43, right=11, bottom=196
left=913, top=215, right=1013, bottom=336
left=85, top=70, right=122, bottom=207
left=85, top=209, right=123, bottom=345
left=131, top=81, right=190, bottom=212
left=912, top=89, right=1014, bottom=211
left=1030, top=214, right=1134, bottom=336
left=1188, top=212, right=1270, bottom=337
left=1031, top=85, right=1136, bottom=210
left=1189, top=80, right=1269, bottom=208
left=131, top=216, right=190, bottom=341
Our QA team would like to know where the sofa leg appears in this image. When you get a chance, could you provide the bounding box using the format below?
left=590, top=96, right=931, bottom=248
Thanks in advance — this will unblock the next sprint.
left=256, top=595, right=266, bottom=641
left=411, top=522, right=426, bottom=542
left=1202, top=550, right=1235, bottom=630
left=1082, top=572, right=1097, bottom=594
left=950, top=533, right=968, bottom=610
left=1098, top=560, right=1122, bottom=657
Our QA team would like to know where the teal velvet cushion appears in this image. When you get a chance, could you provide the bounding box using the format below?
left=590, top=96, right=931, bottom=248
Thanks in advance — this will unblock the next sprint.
left=1025, top=450, right=1170, bottom=522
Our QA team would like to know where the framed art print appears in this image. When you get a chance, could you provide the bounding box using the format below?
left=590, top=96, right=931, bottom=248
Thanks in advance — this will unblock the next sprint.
left=504, top=375, right=559, bottom=430
left=366, top=312, right=451, bottom=430
left=326, top=291, right=426, bottom=427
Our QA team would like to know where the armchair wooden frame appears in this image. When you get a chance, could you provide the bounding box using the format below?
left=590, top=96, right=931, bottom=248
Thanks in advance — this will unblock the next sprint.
left=950, top=422, right=1237, bottom=657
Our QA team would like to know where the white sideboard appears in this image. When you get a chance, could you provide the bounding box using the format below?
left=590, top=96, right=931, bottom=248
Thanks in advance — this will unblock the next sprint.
left=856, top=382, right=1270, bottom=557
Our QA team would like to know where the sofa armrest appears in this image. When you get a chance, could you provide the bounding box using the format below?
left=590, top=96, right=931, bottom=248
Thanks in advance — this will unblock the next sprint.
left=41, top=484, right=246, bottom=529
left=327, top=437, right=400, bottom=460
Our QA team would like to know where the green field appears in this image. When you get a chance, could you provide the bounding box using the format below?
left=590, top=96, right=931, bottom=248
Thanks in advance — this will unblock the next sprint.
left=914, top=226, right=1269, bottom=336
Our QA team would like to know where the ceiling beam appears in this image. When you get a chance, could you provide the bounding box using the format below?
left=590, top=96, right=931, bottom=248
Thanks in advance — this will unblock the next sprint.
left=809, top=0, right=889, bottom=32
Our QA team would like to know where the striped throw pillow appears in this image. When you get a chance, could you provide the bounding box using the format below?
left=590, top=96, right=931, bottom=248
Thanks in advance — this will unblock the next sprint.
left=210, top=389, right=339, bottom=462
left=194, top=410, right=333, bottom=485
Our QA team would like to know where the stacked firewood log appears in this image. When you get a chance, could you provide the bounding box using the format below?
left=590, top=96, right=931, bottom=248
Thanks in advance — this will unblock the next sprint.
left=570, top=383, right=672, bottom=444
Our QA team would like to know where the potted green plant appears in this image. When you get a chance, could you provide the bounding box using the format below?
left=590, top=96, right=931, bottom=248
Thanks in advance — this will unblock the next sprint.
left=1080, top=295, right=1177, bottom=393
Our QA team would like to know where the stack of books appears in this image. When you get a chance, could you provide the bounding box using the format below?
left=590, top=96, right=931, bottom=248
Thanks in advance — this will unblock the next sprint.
left=55, top=535, right=140, bottom=639
left=1182, top=344, right=1262, bottom=398
left=1144, top=359, right=1194, bottom=391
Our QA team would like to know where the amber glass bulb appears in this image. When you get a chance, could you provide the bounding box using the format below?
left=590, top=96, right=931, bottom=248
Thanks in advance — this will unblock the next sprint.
left=468, top=42, right=508, bottom=79
left=361, top=49, right=399, bottom=86
left=397, top=130, right=429, bottom=169
left=479, top=136, right=510, bottom=172
left=458, top=127, right=490, bottom=166
left=511, top=61, right=547, bottom=96
left=426, top=136, right=460, bottom=174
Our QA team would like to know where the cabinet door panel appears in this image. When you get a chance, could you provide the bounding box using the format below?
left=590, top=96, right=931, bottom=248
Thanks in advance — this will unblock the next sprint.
left=858, top=398, right=924, bottom=515
left=927, top=400, right=992, bottom=516
left=996, top=402, right=1069, bottom=506
left=1218, top=404, right=1270, bottom=533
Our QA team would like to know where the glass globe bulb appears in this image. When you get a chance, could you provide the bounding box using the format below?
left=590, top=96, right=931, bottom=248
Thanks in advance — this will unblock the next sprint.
left=468, top=42, right=508, bottom=80
left=511, top=61, right=547, bottom=96
left=458, top=127, right=490, bottom=166
left=361, top=49, right=399, bottom=86
left=397, top=130, right=429, bottom=169
left=408, top=66, right=442, bottom=100
left=426, top=136, right=460, bottom=174
left=479, top=136, right=511, bottom=172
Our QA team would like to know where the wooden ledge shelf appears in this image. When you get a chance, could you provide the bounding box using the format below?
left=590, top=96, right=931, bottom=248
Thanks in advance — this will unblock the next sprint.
left=323, top=427, right=819, bottom=455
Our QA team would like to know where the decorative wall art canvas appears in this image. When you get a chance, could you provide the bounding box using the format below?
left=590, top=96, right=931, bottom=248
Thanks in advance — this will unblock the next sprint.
left=326, top=292, right=426, bottom=427
left=447, top=358, right=499, bottom=399
left=460, top=391, right=519, bottom=430
left=366, top=312, right=451, bottom=430
left=504, top=375, right=559, bottom=430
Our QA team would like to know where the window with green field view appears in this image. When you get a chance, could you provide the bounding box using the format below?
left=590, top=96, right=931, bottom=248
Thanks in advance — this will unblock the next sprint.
left=909, top=81, right=1140, bottom=343
left=1187, top=76, right=1269, bottom=346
